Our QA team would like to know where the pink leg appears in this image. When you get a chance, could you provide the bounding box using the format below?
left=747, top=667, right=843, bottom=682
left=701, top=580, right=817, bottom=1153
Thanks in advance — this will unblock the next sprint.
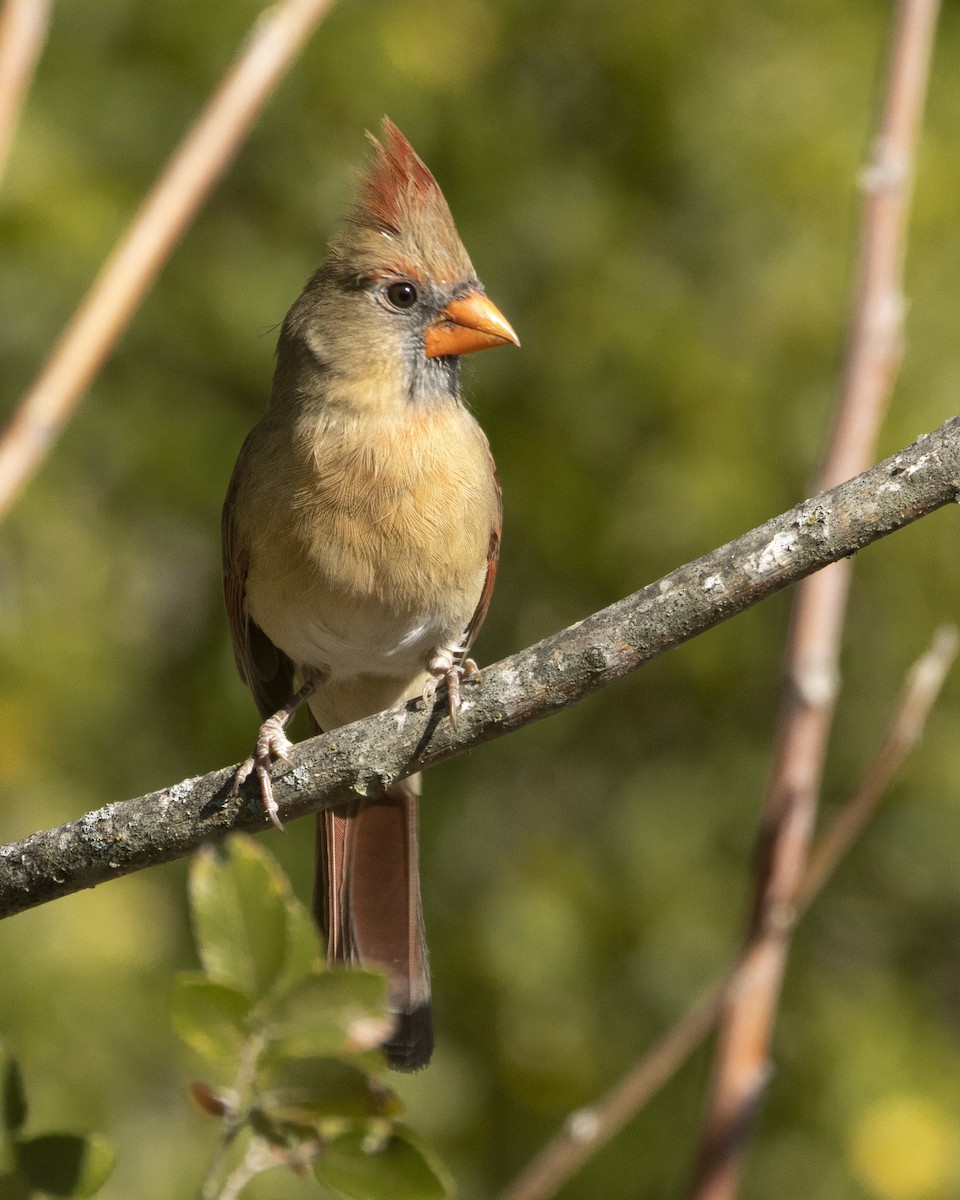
left=422, top=643, right=480, bottom=730
left=231, top=679, right=317, bottom=830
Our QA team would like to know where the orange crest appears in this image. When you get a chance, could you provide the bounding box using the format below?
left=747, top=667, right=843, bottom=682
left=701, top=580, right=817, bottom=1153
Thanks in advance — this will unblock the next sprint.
left=357, top=118, right=443, bottom=237
left=339, top=118, right=476, bottom=286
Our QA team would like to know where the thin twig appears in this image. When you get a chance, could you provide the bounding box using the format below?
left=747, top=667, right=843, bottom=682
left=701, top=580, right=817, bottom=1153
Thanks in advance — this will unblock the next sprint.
left=797, top=624, right=959, bottom=909
left=199, top=1032, right=267, bottom=1200
left=210, top=1139, right=279, bottom=1200
left=499, top=983, right=727, bottom=1200
left=498, top=626, right=958, bottom=1200
left=0, top=0, right=337, bottom=523
left=686, top=3, right=941, bottom=1198
left=0, top=416, right=957, bottom=918
left=0, top=0, right=49, bottom=189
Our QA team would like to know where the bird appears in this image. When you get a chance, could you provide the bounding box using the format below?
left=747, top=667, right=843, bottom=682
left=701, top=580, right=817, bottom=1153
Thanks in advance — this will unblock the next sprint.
left=221, top=119, right=518, bottom=1070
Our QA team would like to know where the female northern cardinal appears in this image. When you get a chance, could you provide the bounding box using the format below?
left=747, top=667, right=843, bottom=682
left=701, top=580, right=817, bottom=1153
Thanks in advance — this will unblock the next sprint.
left=222, top=120, right=518, bottom=1070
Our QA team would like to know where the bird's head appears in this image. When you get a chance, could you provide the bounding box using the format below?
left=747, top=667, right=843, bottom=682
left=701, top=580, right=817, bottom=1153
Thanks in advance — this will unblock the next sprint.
left=274, top=119, right=518, bottom=414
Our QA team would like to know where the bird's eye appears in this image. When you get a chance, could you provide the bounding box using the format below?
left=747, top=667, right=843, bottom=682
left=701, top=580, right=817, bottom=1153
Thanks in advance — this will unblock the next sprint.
left=385, top=281, right=419, bottom=310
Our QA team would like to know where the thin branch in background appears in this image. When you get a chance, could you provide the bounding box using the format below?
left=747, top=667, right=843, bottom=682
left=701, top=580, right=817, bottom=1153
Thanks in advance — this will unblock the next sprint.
left=0, top=0, right=337, bottom=524
left=686, top=3, right=941, bottom=1198
left=499, top=983, right=727, bottom=1200
left=0, top=0, right=49, bottom=189
left=498, top=625, right=958, bottom=1200
left=1, top=417, right=957, bottom=919
left=796, top=624, right=959, bottom=910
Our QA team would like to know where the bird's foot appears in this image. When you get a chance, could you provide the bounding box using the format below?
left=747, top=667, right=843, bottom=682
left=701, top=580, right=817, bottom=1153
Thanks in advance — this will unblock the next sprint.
left=422, top=647, right=480, bottom=729
left=230, top=715, right=295, bottom=831
left=230, top=678, right=318, bottom=832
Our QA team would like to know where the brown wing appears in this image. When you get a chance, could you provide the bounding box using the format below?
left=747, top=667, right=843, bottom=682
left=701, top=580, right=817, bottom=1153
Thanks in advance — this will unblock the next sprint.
left=461, top=457, right=502, bottom=657
left=222, top=433, right=295, bottom=720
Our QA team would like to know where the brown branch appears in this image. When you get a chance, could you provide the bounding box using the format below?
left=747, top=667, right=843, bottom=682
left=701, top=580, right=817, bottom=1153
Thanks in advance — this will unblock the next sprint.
left=0, top=0, right=336, bottom=523
left=500, top=982, right=728, bottom=1200
left=796, top=623, right=959, bottom=909
left=686, top=3, right=941, bottom=1197
left=498, top=625, right=958, bottom=1200
left=0, top=0, right=48, bottom=189
left=0, top=418, right=957, bottom=919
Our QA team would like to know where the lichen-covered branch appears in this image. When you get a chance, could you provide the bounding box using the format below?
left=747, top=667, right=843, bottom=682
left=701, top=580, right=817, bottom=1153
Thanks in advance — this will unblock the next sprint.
left=1, top=416, right=957, bottom=920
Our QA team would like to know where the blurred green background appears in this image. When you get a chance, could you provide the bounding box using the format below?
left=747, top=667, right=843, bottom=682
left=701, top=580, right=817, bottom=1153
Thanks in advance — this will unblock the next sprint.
left=2, top=0, right=960, bottom=1197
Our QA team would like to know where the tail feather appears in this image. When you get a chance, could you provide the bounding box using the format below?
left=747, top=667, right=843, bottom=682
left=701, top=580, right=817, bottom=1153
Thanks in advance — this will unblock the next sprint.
left=316, top=776, right=433, bottom=1071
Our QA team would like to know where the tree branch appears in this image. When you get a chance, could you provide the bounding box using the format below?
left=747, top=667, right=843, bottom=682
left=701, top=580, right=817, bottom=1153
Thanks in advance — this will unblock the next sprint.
left=0, top=0, right=337, bottom=524
left=687, top=2, right=941, bottom=1195
left=0, top=0, right=49, bottom=190
left=497, top=624, right=959, bottom=1200
left=795, top=623, right=959, bottom=910
left=1, top=417, right=957, bottom=920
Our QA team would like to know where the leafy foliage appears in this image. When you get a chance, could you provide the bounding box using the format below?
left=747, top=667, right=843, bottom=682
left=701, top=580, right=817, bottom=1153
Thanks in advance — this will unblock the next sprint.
left=176, top=836, right=450, bottom=1199
left=0, top=1044, right=115, bottom=1198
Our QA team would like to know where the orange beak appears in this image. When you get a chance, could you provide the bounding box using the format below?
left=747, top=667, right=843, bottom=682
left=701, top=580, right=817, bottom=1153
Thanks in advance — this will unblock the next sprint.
left=424, top=290, right=520, bottom=358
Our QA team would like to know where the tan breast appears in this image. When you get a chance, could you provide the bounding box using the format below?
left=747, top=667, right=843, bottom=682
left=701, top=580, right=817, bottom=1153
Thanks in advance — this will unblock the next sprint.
left=240, top=401, right=498, bottom=685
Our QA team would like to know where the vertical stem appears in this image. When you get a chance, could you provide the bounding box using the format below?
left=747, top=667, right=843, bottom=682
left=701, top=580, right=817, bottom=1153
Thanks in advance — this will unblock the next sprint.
left=495, top=625, right=957, bottom=1200
left=686, top=3, right=941, bottom=1198
left=0, top=0, right=337, bottom=523
left=0, top=0, right=49, bottom=188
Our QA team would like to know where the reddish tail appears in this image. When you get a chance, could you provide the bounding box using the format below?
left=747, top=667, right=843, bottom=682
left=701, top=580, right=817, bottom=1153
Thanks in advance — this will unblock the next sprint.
left=316, top=776, right=433, bottom=1070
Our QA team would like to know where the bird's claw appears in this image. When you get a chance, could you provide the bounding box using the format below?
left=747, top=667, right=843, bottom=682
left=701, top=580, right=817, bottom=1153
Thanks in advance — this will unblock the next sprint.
left=423, top=652, right=480, bottom=729
left=230, top=715, right=295, bottom=832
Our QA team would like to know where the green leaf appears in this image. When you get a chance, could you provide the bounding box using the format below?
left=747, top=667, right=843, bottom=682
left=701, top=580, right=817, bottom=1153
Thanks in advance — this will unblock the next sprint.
left=260, top=1058, right=400, bottom=1125
left=277, top=891, right=323, bottom=989
left=17, top=1134, right=116, bottom=1198
left=1, top=1044, right=27, bottom=1136
left=189, top=837, right=290, bottom=999
left=264, top=971, right=393, bottom=1058
left=0, top=1169, right=30, bottom=1199
left=314, top=1127, right=452, bottom=1200
left=170, top=973, right=252, bottom=1060
left=0, top=1045, right=26, bottom=1176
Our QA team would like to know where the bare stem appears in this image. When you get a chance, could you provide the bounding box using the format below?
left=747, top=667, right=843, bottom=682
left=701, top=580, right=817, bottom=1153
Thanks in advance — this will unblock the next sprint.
left=498, top=625, right=957, bottom=1200
left=199, top=1032, right=268, bottom=1200
left=797, top=624, right=959, bottom=909
left=499, top=982, right=727, bottom=1200
left=208, top=1139, right=278, bottom=1200
left=0, top=0, right=337, bottom=523
left=0, top=0, right=48, bottom=190
left=685, top=4, right=941, bottom=1198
